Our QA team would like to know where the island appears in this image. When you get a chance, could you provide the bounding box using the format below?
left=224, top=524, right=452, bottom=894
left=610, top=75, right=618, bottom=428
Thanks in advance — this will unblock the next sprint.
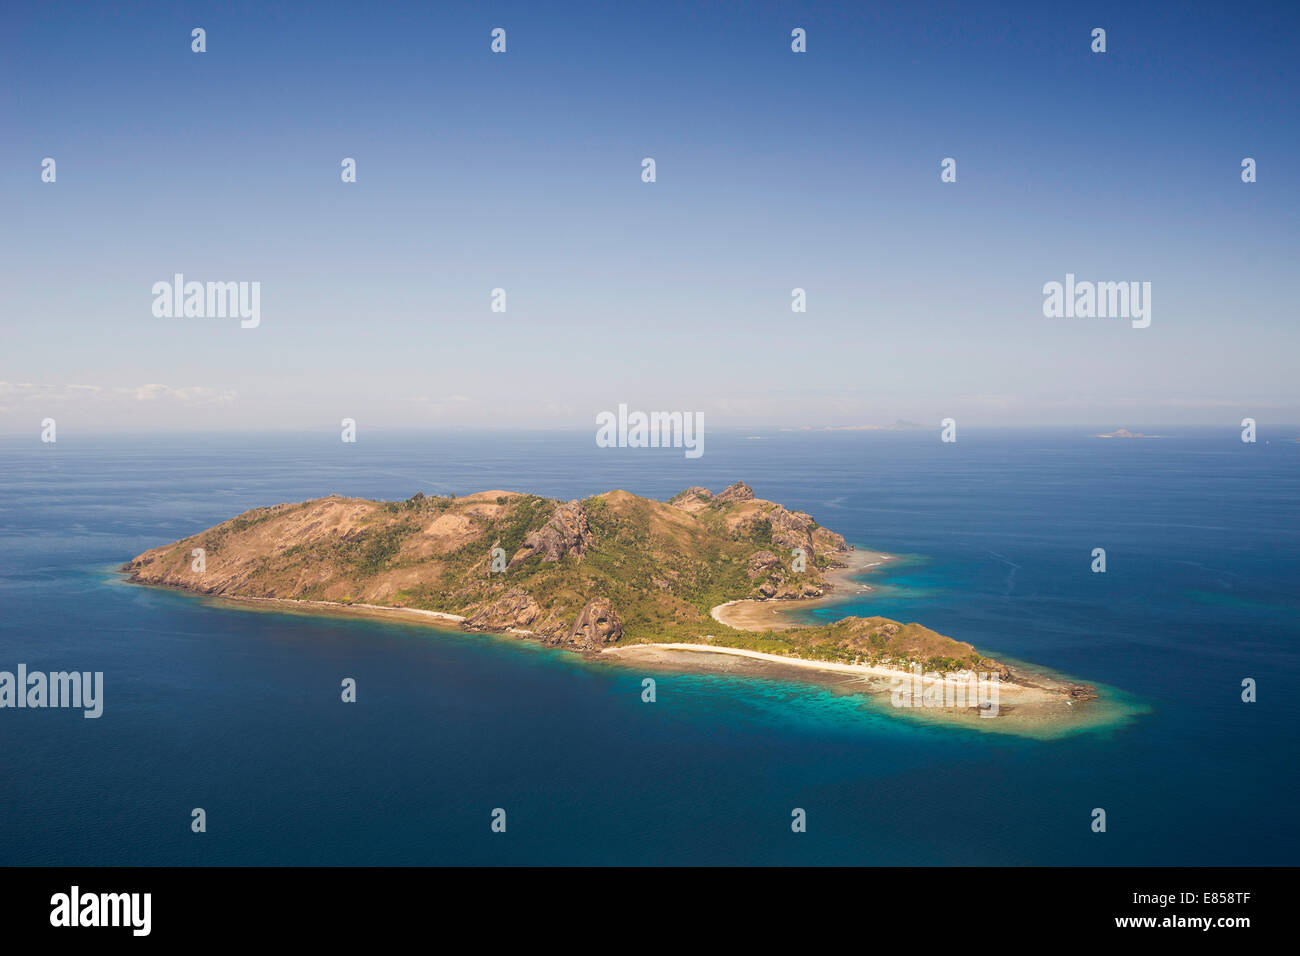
left=1095, top=428, right=1161, bottom=438
left=124, top=481, right=1110, bottom=735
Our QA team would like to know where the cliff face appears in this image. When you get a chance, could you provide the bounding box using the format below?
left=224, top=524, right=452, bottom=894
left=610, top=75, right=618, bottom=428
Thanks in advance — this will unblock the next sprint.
left=506, top=500, right=592, bottom=570
left=124, top=483, right=850, bottom=650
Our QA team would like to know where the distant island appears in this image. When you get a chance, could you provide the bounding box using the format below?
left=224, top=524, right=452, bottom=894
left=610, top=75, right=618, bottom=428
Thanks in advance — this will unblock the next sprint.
left=124, top=481, right=1103, bottom=733
left=1095, top=428, right=1162, bottom=438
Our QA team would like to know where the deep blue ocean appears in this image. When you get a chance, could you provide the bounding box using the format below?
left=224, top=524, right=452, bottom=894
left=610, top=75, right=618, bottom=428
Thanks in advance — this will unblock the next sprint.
left=1, top=428, right=1296, bottom=865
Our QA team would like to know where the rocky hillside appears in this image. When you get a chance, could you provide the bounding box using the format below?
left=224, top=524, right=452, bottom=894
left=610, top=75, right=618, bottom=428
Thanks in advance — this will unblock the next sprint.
left=124, top=481, right=1009, bottom=673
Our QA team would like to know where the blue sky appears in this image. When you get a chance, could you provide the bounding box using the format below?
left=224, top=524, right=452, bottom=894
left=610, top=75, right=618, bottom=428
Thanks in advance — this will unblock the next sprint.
left=2, top=0, right=1297, bottom=432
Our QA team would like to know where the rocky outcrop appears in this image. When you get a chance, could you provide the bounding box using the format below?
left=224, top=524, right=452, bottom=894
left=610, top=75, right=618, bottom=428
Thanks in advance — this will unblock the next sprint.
left=767, top=506, right=816, bottom=561
left=565, top=597, right=624, bottom=649
left=813, top=525, right=848, bottom=554
left=746, top=548, right=826, bottom=600
left=670, top=486, right=716, bottom=513
left=757, top=579, right=825, bottom=600
left=746, top=550, right=780, bottom=580
left=507, top=500, right=592, bottom=570
left=465, top=587, right=544, bottom=631
left=766, top=505, right=849, bottom=565
left=716, top=481, right=755, bottom=503
left=464, top=589, right=623, bottom=651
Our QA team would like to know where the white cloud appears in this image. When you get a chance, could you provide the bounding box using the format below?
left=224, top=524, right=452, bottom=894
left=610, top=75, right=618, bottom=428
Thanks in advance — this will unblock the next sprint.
left=0, top=380, right=236, bottom=406
left=123, top=384, right=236, bottom=404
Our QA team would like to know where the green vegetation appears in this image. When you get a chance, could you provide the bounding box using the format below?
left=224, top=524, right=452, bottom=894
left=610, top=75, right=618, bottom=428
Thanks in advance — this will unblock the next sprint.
left=493, top=495, right=552, bottom=559
left=125, top=485, right=998, bottom=672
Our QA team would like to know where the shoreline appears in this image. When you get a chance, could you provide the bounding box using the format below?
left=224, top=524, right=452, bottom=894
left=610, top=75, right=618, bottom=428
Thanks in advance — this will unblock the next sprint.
left=123, top=570, right=1119, bottom=737
left=603, top=641, right=1026, bottom=689
left=125, top=581, right=546, bottom=636
left=600, top=642, right=1124, bottom=738
left=710, top=546, right=892, bottom=631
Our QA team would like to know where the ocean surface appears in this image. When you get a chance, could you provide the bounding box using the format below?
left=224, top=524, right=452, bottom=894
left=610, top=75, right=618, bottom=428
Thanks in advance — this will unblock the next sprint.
left=1, top=428, right=1296, bottom=865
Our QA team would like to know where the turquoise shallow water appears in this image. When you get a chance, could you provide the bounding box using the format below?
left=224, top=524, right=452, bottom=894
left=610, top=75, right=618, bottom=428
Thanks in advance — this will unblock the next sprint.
left=0, top=428, right=1296, bottom=864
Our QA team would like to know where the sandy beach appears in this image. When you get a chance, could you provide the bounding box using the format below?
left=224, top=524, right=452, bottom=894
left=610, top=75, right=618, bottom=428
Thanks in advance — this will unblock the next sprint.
left=183, top=592, right=472, bottom=626
left=601, top=642, right=1114, bottom=737
left=710, top=547, right=892, bottom=631
left=605, top=641, right=1026, bottom=687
